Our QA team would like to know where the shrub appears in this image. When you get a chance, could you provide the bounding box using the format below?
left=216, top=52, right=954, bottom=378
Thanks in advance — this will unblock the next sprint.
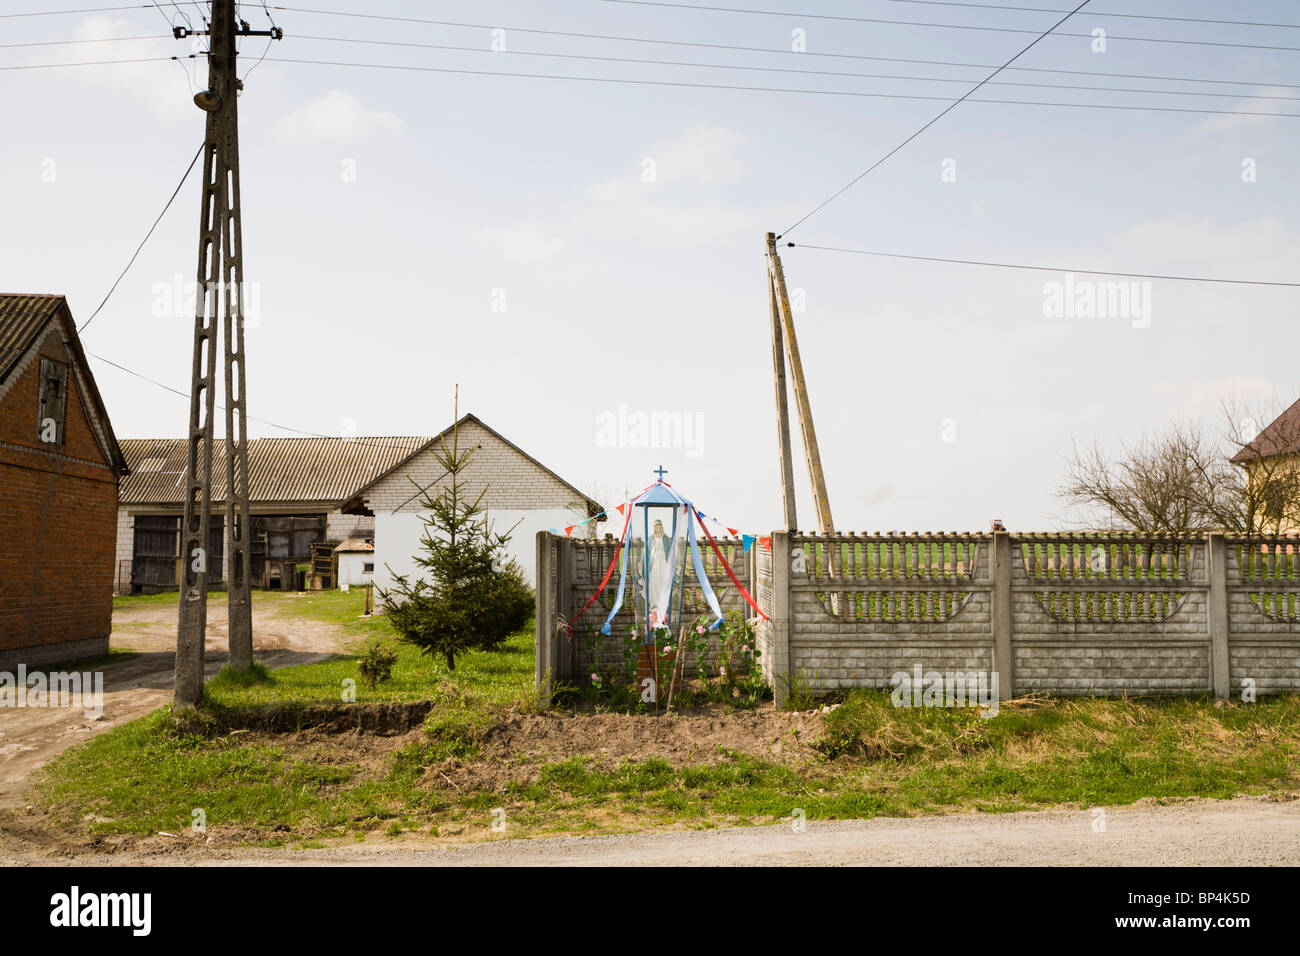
left=358, top=640, right=399, bottom=689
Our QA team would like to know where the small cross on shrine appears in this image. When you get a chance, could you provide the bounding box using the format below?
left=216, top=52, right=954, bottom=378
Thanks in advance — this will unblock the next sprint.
left=654, top=465, right=668, bottom=480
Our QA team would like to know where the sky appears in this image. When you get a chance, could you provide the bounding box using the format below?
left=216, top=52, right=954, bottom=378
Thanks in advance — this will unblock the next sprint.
left=2, top=0, right=1297, bottom=535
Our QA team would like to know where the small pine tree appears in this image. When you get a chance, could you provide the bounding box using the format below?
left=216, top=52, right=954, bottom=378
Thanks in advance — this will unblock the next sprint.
left=378, top=404, right=533, bottom=670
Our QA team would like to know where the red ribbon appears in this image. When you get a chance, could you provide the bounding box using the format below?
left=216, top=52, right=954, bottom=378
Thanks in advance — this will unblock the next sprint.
left=566, top=487, right=648, bottom=627
left=694, top=511, right=769, bottom=621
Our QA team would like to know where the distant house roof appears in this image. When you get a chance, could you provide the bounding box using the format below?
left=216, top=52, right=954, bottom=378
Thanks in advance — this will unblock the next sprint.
left=345, top=413, right=603, bottom=517
left=0, top=293, right=127, bottom=474
left=333, top=536, right=374, bottom=554
left=119, top=436, right=432, bottom=506
left=1231, top=397, right=1300, bottom=464
left=119, top=414, right=602, bottom=515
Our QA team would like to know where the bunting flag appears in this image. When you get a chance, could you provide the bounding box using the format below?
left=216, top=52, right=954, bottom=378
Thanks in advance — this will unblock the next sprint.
left=568, top=486, right=646, bottom=629
left=566, top=477, right=773, bottom=634
left=550, top=490, right=773, bottom=555
left=695, top=510, right=769, bottom=621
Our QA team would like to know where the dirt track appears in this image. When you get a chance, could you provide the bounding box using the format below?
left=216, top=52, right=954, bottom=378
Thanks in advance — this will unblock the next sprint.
left=0, top=597, right=342, bottom=808
left=4, top=796, right=1297, bottom=866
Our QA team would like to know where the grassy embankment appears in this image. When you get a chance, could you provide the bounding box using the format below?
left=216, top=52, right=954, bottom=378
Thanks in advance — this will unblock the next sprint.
left=30, top=590, right=1300, bottom=845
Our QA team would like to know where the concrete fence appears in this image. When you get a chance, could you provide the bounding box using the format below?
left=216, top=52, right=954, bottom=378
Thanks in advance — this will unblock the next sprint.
left=535, top=530, right=1300, bottom=705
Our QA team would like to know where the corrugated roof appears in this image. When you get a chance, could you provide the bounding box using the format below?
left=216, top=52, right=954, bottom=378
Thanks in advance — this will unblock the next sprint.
left=119, top=436, right=432, bottom=506
left=0, top=294, right=65, bottom=385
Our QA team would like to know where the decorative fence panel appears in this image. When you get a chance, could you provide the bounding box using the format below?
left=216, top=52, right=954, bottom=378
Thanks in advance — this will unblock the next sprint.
left=537, top=530, right=1300, bottom=705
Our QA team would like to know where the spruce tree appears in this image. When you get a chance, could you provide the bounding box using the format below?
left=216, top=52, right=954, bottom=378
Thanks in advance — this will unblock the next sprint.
left=378, top=409, right=533, bottom=670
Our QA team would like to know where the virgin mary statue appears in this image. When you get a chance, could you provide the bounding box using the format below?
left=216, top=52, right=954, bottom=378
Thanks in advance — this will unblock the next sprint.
left=645, top=518, right=675, bottom=630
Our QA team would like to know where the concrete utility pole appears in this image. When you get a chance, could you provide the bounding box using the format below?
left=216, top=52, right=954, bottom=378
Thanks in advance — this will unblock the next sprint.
left=766, top=233, right=836, bottom=542
left=767, top=254, right=797, bottom=532
left=174, top=1, right=281, bottom=707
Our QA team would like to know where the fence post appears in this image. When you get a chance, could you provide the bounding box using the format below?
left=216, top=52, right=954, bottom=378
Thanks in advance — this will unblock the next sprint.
left=1207, top=532, right=1231, bottom=698
left=991, top=532, right=1015, bottom=701
left=535, top=531, right=555, bottom=700
left=770, top=531, right=793, bottom=707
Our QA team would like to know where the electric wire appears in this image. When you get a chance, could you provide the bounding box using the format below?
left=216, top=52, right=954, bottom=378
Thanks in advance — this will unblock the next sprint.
left=286, top=32, right=1300, bottom=104
left=789, top=243, right=1300, bottom=287
left=8, top=9, right=1300, bottom=91
left=78, top=143, right=204, bottom=334
left=780, top=0, right=1089, bottom=237
left=883, top=0, right=1300, bottom=30
left=263, top=53, right=1300, bottom=120
left=592, top=0, right=1300, bottom=52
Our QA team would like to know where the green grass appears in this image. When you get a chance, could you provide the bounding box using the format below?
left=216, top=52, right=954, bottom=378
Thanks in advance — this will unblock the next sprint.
left=31, top=675, right=1300, bottom=843
left=114, top=588, right=394, bottom=633
left=53, top=585, right=1297, bottom=844
left=267, top=589, right=397, bottom=638
left=112, top=590, right=214, bottom=610
left=200, top=618, right=535, bottom=709
left=34, top=646, right=140, bottom=671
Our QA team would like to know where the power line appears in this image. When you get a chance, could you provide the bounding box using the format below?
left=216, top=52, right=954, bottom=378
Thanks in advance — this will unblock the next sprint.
left=594, top=0, right=1300, bottom=53
left=0, top=4, right=151, bottom=17
left=883, top=0, right=1300, bottom=30
left=266, top=54, right=1300, bottom=120
left=79, top=143, right=204, bottom=335
left=780, top=0, right=1092, bottom=239
left=0, top=55, right=186, bottom=71
left=87, top=350, right=339, bottom=437
left=7, top=26, right=1297, bottom=94
left=789, top=243, right=1300, bottom=288
left=89, top=349, right=439, bottom=448
left=0, top=35, right=163, bottom=50
left=263, top=9, right=1300, bottom=91
left=288, top=33, right=1300, bottom=103
left=6, top=47, right=1296, bottom=118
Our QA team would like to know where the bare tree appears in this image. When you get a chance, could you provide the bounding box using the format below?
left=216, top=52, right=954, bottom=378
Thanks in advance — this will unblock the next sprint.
left=1059, top=396, right=1300, bottom=535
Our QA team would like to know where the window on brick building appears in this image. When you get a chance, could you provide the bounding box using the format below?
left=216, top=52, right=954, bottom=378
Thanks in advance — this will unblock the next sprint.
left=37, top=358, right=68, bottom=446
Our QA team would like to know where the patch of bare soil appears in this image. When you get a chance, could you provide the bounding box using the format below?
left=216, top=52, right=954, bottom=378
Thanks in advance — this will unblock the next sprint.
left=0, top=596, right=350, bottom=809
left=177, top=701, right=434, bottom=736
left=485, top=709, right=823, bottom=765
left=427, top=707, right=826, bottom=795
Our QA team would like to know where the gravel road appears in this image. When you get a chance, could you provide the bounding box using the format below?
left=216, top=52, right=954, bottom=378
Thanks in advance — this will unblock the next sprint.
left=5, top=796, right=1297, bottom=866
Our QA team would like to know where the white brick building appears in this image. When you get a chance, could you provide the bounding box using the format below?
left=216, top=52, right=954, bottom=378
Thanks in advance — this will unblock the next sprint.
left=352, top=415, right=601, bottom=592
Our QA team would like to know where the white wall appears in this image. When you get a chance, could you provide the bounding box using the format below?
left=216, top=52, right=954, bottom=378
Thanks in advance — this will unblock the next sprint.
left=337, top=551, right=374, bottom=588
left=372, top=508, right=583, bottom=599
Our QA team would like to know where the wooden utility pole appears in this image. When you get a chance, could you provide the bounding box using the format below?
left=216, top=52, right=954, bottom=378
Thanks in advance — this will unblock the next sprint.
left=768, top=260, right=797, bottom=532
left=174, top=2, right=281, bottom=706
left=766, top=233, right=836, bottom=541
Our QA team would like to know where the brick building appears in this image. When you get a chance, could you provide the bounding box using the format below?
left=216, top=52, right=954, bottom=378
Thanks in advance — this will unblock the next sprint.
left=116, top=414, right=599, bottom=594
left=0, top=295, right=128, bottom=668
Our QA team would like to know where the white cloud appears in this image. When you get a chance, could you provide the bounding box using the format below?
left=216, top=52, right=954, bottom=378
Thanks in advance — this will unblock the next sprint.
left=67, top=16, right=191, bottom=116
left=1191, top=87, right=1290, bottom=134
left=1110, top=216, right=1294, bottom=277
left=279, top=91, right=404, bottom=141
left=473, top=222, right=601, bottom=283
left=585, top=125, right=752, bottom=239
